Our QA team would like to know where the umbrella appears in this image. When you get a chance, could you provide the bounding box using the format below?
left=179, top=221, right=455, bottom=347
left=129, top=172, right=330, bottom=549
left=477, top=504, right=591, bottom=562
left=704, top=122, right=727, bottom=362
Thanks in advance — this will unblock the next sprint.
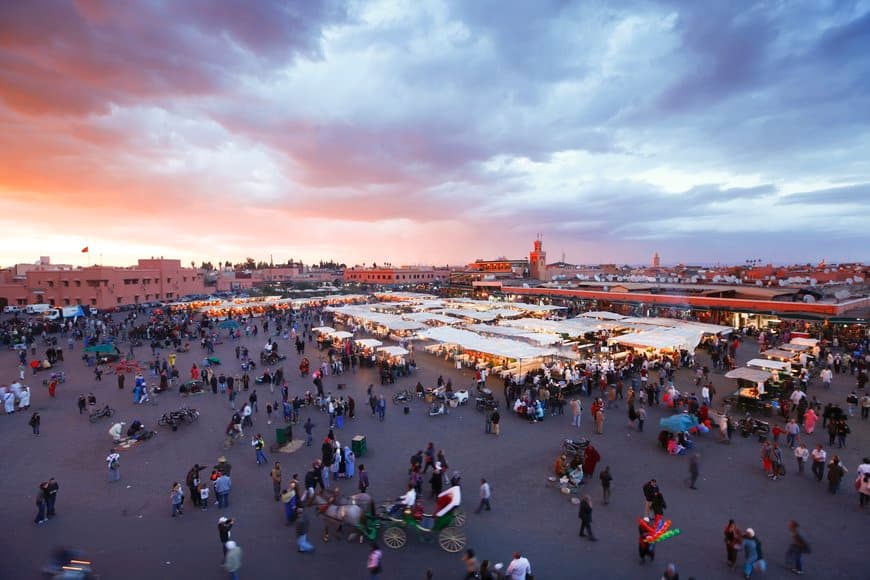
left=658, top=413, right=699, bottom=433
left=219, top=320, right=241, bottom=330
left=85, top=343, right=116, bottom=354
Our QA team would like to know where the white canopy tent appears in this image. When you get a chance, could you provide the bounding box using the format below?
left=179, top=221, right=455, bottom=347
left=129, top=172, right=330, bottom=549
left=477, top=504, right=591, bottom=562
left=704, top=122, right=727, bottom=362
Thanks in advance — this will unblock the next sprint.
left=747, top=358, right=791, bottom=371
left=330, top=330, right=354, bottom=340
left=725, top=367, right=773, bottom=382
left=780, top=343, right=810, bottom=353
left=378, top=346, right=410, bottom=357
left=401, top=312, right=462, bottom=325
left=417, top=326, right=556, bottom=360
left=609, top=329, right=693, bottom=351
left=312, top=326, right=335, bottom=334
left=466, top=324, right=563, bottom=346
left=355, top=338, right=383, bottom=349
left=579, top=311, right=626, bottom=321
left=790, top=337, right=819, bottom=347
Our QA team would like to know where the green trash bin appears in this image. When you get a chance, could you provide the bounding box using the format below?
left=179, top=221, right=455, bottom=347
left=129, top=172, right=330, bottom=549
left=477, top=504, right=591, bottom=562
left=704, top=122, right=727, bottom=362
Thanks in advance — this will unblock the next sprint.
left=352, top=435, right=367, bottom=457
left=275, top=425, right=292, bottom=446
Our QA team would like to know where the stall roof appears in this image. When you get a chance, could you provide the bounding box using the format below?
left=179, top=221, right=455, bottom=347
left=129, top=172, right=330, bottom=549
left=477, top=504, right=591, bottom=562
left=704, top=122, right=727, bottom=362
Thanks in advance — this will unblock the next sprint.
left=312, top=326, right=335, bottom=334
left=328, top=305, right=426, bottom=332
left=789, top=337, right=819, bottom=347
left=761, top=348, right=797, bottom=360
left=499, top=317, right=618, bottom=335
left=466, top=324, right=563, bottom=346
left=440, top=308, right=501, bottom=322
left=354, top=338, right=383, bottom=348
left=401, top=312, right=462, bottom=325
left=418, top=326, right=557, bottom=360
left=609, top=329, right=693, bottom=350
left=725, top=367, right=773, bottom=382
left=780, top=343, right=810, bottom=353
left=378, top=345, right=409, bottom=356
left=330, top=330, right=354, bottom=340
left=579, top=311, right=627, bottom=321
left=747, top=358, right=791, bottom=371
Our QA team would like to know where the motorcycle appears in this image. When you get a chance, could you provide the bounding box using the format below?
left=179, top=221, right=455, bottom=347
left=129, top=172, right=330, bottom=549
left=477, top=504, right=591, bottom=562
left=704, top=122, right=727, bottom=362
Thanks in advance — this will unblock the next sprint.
left=88, top=405, right=115, bottom=423
left=42, top=548, right=96, bottom=579
left=158, top=407, right=200, bottom=430
left=739, top=415, right=770, bottom=441
left=475, top=395, right=499, bottom=412
left=392, top=390, right=412, bottom=404
left=428, top=402, right=449, bottom=417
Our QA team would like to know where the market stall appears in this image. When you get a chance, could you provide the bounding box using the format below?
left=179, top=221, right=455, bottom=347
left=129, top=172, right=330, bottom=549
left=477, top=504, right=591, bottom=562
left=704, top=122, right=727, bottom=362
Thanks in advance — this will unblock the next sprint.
left=724, top=366, right=776, bottom=415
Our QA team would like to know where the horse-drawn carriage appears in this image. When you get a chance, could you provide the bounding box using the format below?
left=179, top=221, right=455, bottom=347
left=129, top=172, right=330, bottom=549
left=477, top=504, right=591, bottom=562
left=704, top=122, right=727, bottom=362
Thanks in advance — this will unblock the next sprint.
left=314, top=486, right=467, bottom=553
left=376, top=486, right=466, bottom=552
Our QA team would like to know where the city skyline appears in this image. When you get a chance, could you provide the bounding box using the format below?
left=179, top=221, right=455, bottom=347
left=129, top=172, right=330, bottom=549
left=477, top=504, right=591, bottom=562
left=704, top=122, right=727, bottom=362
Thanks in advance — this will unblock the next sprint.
left=1, top=1, right=869, bottom=267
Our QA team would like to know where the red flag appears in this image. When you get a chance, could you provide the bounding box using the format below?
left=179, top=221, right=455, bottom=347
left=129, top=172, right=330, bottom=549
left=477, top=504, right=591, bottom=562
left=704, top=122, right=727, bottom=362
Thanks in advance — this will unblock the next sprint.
left=81, top=247, right=89, bottom=253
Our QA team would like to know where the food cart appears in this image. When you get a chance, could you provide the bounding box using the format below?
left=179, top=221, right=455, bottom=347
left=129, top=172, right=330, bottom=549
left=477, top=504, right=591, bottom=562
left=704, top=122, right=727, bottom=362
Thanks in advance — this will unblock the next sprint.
left=746, top=358, right=792, bottom=383
left=723, top=367, right=775, bottom=415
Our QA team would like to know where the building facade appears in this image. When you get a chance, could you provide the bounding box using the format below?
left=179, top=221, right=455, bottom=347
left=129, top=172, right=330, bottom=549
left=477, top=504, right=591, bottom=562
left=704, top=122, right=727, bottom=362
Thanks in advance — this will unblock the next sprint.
left=0, top=257, right=205, bottom=309
left=343, top=267, right=446, bottom=285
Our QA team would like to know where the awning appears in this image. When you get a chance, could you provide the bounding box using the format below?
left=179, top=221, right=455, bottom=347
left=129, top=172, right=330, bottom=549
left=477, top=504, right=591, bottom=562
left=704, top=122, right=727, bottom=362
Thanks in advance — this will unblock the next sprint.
left=331, top=331, right=354, bottom=340
left=355, top=338, right=383, bottom=349
left=761, top=348, right=796, bottom=360
left=378, top=346, right=409, bottom=357
left=725, top=367, right=773, bottom=382
left=747, top=358, right=791, bottom=371
left=312, top=326, right=336, bottom=334
left=789, top=337, right=818, bottom=347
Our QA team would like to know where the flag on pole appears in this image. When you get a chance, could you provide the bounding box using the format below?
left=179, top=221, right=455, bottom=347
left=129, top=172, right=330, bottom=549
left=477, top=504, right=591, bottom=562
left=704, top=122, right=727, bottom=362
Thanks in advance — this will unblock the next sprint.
left=81, top=247, right=89, bottom=253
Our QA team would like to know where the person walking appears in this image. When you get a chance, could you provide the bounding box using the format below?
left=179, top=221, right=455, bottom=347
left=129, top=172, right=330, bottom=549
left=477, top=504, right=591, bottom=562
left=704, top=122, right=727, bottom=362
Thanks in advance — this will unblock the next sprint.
left=475, top=478, right=492, bottom=513
left=304, top=418, right=314, bottom=446
left=367, top=542, right=383, bottom=578
left=77, top=394, right=87, bottom=415
left=106, top=449, right=121, bottom=482
left=599, top=466, right=612, bottom=504
left=724, top=519, right=741, bottom=569
left=578, top=494, right=596, bottom=541
left=252, top=433, right=267, bottom=465
left=117, top=372, right=125, bottom=390
left=826, top=456, right=847, bottom=494
left=223, top=540, right=242, bottom=580
left=594, top=407, right=604, bottom=434
left=186, top=464, right=205, bottom=508
left=786, top=520, right=810, bottom=575
left=358, top=464, right=370, bottom=494
left=688, top=454, right=700, bottom=489
left=462, top=549, right=479, bottom=580
left=571, top=398, right=582, bottom=427
left=810, top=444, right=826, bottom=482
left=35, top=482, right=48, bottom=525
left=376, top=395, right=386, bottom=422
left=506, top=552, right=532, bottom=580
left=296, top=508, right=314, bottom=553
left=270, top=462, right=282, bottom=501
left=44, top=478, right=59, bottom=518
left=218, top=516, right=234, bottom=555
left=29, top=412, right=40, bottom=435
left=742, top=528, right=766, bottom=578
left=794, top=444, right=809, bottom=475
left=215, top=472, right=232, bottom=508
left=170, top=482, right=184, bottom=517
left=491, top=409, right=500, bottom=436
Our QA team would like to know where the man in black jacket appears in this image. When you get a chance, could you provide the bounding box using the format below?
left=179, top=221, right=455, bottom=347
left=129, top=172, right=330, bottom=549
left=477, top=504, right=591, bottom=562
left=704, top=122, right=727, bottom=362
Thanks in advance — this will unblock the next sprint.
left=578, top=495, right=596, bottom=541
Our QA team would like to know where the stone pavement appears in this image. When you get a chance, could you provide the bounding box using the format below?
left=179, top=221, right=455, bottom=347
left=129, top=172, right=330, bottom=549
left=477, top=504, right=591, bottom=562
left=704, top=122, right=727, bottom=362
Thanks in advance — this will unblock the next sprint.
left=1, top=323, right=867, bottom=579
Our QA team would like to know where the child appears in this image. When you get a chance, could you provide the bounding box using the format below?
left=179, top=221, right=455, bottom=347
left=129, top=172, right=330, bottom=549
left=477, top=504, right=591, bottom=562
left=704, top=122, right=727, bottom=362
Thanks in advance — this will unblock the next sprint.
left=198, top=482, right=209, bottom=511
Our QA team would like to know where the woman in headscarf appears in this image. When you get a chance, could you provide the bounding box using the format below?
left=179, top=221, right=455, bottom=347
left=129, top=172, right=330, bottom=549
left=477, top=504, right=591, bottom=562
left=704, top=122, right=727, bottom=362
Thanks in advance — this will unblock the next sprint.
left=344, top=446, right=355, bottom=479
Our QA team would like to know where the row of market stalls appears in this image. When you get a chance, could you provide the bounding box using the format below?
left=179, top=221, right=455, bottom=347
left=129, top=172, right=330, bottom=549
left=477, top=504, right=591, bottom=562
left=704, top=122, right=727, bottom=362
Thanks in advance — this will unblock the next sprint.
left=723, top=337, right=819, bottom=414
left=168, top=294, right=370, bottom=319
left=322, top=293, right=735, bottom=380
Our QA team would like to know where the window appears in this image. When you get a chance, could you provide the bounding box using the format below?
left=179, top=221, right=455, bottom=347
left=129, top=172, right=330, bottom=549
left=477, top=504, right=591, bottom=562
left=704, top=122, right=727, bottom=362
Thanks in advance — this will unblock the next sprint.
left=49, top=299, right=55, bottom=306
left=117, top=298, right=122, bottom=304
left=91, top=299, right=97, bottom=306
left=62, top=281, right=69, bottom=287
left=48, top=281, right=54, bottom=288
left=63, top=299, right=70, bottom=305
left=76, top=299, right=82, bottom=305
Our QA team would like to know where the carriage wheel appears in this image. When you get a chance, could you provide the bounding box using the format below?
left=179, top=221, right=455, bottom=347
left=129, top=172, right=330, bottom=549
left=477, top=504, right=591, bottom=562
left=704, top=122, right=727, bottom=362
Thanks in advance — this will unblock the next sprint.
left=438, top=526, right=466, bottom=553
left=453, top=508, right=466, bottom=527
left=383, top=526, right=407, bottom=549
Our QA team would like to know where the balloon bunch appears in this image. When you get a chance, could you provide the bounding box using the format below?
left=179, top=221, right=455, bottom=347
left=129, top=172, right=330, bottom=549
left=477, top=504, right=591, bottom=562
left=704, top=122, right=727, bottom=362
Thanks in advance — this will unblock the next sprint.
left=638, top=515, right=682, bottom=544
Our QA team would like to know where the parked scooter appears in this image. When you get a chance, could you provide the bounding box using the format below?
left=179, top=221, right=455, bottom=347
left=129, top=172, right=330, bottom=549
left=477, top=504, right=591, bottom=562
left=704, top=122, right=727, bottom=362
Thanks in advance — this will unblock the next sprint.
left=88, top=405, right=115, bottom=423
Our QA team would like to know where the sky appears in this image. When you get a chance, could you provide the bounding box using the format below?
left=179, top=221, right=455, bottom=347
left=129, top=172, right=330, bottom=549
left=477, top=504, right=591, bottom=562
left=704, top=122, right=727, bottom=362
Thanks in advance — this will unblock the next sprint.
left=1, top=0, right=869, bottom=269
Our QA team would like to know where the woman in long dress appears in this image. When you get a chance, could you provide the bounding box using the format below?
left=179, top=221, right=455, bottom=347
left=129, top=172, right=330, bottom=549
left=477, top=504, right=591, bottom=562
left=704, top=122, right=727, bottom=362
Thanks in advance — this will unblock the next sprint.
left=344, top=446, right=355, bottom=479
left=804, top=408, right=818, bottom=434
left=3, top=390, right=15, bottom=414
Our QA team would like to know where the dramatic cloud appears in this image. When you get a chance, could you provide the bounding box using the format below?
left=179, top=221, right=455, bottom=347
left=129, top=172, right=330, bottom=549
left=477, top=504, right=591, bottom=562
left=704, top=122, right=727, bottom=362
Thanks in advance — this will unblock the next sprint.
left=0, top=0, right=868, bottom=267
